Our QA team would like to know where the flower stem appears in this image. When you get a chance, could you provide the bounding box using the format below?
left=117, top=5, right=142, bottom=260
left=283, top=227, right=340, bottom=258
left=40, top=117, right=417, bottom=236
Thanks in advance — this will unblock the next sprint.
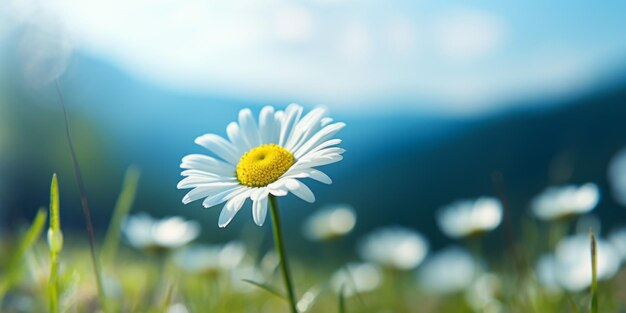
left=268, top=195, right=298, bottom=313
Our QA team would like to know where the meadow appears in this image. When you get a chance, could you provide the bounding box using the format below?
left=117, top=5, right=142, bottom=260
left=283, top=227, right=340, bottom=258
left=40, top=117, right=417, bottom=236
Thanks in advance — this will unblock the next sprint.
left=2, top=103, right=626, bottom=313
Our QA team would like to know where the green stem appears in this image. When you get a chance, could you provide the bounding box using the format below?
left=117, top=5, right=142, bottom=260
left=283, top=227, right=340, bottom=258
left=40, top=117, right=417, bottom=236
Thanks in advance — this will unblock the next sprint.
left=268, top=195, right=298, bottom=313
left=49, top=253, right=59, bottom=313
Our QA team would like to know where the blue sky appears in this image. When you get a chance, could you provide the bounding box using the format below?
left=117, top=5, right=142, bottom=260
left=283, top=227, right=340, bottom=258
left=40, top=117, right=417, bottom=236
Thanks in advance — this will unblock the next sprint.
left=2, top=0, right=626, bottom=116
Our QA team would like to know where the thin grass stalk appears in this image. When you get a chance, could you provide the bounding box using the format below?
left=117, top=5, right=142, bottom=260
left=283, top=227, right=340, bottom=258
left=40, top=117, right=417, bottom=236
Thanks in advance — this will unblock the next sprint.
left=268, top=195, right=298, bottom=313
left=55, top=80, right=109, bottom=312
left=338, top=285, right=347, bottom=313
left=102, top=166, right=140, bottom=264
left=590, top=229, right=598, bottom=313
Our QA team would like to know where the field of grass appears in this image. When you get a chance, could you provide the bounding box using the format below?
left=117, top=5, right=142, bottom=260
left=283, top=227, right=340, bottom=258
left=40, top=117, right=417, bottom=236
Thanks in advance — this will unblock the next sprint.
left=1, top=168, right=625, bottom=313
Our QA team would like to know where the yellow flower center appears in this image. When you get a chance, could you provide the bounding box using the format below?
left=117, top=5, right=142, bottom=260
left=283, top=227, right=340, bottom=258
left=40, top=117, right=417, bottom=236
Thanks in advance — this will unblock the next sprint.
left=236, top=144, right=294, bottom=187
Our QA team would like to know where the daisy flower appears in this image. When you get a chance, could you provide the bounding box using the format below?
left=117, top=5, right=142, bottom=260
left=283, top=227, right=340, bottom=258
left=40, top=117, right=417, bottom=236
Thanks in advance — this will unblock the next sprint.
left=418, top=246, right=477, bottom=294
left=302, top=204, right=356, bottom=241
left=539, top=234, right=620, bottom=292
left=330, top=262, right=382, bottom=297
left=173, top=241, right=246, bottom=275
left=358, top=227, right=429, bottom=270
left=437, top=197, right=502, bottom=239
left=531, top=183, right=600, bottom=221
left=177, top=104, right=345, bottom=227
left=122, top=213, right=200, bottom=251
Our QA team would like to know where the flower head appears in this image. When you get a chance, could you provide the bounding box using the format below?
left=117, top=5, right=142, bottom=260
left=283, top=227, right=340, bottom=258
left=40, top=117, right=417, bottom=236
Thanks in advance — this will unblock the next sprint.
left=178, top=104, right=345, bottom=227
left=330, top=262, right=382, bottom=297
left=538, top=234, right=620, bottom=292
left=358, top=227, right=428, bottom=270
left=123, top=213, right=199, bottom=251
left=531, top=183, right=599, bottom=221
left=173, top=241, right=246, bottom=275
left=437, top=197, right=502, bottom=239
left=303, top=204, right=356, bottom=241
left=418, top=246, right=477, bottom=294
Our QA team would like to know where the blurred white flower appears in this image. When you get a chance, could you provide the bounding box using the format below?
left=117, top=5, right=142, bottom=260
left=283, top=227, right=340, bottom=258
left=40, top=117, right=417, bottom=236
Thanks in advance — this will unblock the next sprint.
left=167, top=303, right=189, bottom=313
left=330, top=262, right=382, bottom=297
left=608, top=227, right=626, bottom=262
left=303, top=204, right=356, bottom=241
left=123, top=213, right=200, bottom=250
left=173, top=241, right=245, bottom=275
left=358, top=227, right=428, bottom=270
left=437, top=197, right=502, bottom=238
left=465, top=273, right=503, bottom=313
left=418, top=246, right=477, bottom=294
left=535, top=254, right=560, bottom=292
left=609, top=148, right=626, bottom=206
left=540, top=234, right=620, bottom=292
left=531, top=183, right=600, bottom=221
left=260, top=250, right=279, bottom=275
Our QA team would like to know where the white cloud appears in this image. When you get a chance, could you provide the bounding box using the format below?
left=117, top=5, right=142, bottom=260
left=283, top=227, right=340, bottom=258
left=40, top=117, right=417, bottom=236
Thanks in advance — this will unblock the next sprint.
left=337, top=21, right=373, bottom=64
left=385, top=17, right=419, bottom=57
left=274, top=6, right=315, bottom=43
left=3, top=0, right=622, bottom=116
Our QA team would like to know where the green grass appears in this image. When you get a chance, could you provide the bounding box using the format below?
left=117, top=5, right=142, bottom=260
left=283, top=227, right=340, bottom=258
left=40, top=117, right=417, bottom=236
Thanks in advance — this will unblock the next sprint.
left=0, top=215, right=623, bottom=312
left=0, top=168, right=621, bottom=312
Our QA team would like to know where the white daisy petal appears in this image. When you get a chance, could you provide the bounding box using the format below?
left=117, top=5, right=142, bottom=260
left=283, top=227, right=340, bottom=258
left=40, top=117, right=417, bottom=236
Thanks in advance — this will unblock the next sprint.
left=180, top=154, right=235, bottom=176
left=282, top=168, right=332, bottom=184
left=285, top=179, right=316, bottom=203
left=321, top=117, right=333, bottom=127
left=202, top=186, right=248, bottom=208
left=195, top=134, right=240, bottom=165
left=259, top=106, right=278, bottom=144
left=182, top=182, right=241, bottom=204
left=268, top=186, right=289, bottom=197
left=295, top=139, right=342, bottom=159
left=294, top=154, right=344, bottom=170
left=301, top=147, right=346, bottom=162
left=239, top=108, right=262, bottom=148
left=218, top=192, right=250, bottom=228
left=177, top=175, right=236, bottom=189
left=278, top=104, right=304, bottom=146
left=294, top=122, right=346, bottom=159
left=227, top=122, right=250, bottom=154
left=252, top=192, right=269, bottom=226
left=285, top=107, right=327, bottom=152
left=307, top=169, right=332, bottom=184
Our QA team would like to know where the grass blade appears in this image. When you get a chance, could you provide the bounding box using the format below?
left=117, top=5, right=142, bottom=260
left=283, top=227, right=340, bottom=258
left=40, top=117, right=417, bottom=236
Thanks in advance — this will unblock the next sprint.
left=102, top=166, right=140, bottom=264
left=590, top=229, right=598, bottom=313
left=0, top=208, right=47, bottom=302
left=338, top=285, right=347, bottom=313
left=567, top=295, right=581, bottom=313
left=48, top=174, right=63, bottom=313
left=241, top=279, right=286, bottom=299
left=55, top=80, right=109, bottom=312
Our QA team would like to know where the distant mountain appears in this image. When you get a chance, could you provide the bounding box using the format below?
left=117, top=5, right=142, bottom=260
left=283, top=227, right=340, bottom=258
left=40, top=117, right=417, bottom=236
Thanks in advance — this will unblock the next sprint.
left=3, top=53, right=626, bottom=258
left=330, top=81, right=626, bottom=251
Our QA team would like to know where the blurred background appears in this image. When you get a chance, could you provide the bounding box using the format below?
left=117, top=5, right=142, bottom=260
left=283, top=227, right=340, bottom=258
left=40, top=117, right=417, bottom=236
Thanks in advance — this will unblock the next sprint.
left=1, top=0, right=626, bottom=259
